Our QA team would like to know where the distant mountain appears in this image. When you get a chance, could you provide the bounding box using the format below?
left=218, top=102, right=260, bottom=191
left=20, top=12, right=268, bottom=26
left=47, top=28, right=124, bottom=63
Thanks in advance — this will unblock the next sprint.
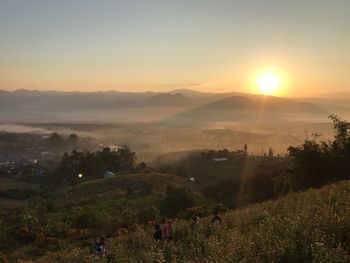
left=143, top=93, right=190, bottom=107
left=169, top=89, right=213, bottom=98
left=0, top=89, right=156, bottom=111
left=165, top=95, right=328, bottom=124
left=0, top=89, right=333, bottom=123
left=0, top=89, right=157, bottom=122
left=296, top=97, right=350, bottom=118
left=169, top=88, right=250, bottom=100
left=200, top=96, right=325, bottom=113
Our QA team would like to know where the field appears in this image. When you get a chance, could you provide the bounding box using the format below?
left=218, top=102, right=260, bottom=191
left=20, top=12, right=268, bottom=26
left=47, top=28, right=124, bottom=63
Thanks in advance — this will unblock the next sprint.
left=18, top=180, right=350, bottom=262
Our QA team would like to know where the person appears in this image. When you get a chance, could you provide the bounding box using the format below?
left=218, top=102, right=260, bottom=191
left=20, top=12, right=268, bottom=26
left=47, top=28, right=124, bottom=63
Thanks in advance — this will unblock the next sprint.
left=161, top=218, right=171, bottom=241
left=211, top=212, right=222, bottom=226
left=190, top=216, right=198, bottom=233
left=92, top=236, right=105, bottom=256
left=153, top=222, right=162, bottom=241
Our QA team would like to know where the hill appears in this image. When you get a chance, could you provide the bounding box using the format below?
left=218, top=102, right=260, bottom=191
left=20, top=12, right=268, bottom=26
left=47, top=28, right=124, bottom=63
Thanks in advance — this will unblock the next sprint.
left=0, top=89, right=155, bottom=122
left=143, top=93, right=190, bottom=107
left=56, top=173, right=195, bottom=204
left=0, top=89, right=335, bottom=123
left=201, top=95, right=325, bottom=112
left=166, top=95, right=327, bottom=124
left=169, top=89, right=252, bottom=100
left=33, top=180, right=350, bottom=262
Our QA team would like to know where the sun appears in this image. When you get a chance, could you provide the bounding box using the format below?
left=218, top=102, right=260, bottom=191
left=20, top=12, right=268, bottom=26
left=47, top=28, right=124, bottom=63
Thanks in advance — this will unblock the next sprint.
left=257, top=72, right=281, bottom=95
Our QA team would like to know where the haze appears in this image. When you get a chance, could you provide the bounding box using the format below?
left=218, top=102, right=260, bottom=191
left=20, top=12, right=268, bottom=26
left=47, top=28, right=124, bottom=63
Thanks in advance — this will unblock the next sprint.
left=1, top=0, right=350, bottom=97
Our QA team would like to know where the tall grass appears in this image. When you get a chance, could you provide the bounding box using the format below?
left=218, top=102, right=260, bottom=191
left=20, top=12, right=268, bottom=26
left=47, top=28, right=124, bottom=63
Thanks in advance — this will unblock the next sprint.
left=28, top=180, right=350, bottom=262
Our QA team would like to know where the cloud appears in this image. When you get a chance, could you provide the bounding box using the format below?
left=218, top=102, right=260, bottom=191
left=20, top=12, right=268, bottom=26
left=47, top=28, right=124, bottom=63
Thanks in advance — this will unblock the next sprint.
left=188, top=83, right=203, bottom=87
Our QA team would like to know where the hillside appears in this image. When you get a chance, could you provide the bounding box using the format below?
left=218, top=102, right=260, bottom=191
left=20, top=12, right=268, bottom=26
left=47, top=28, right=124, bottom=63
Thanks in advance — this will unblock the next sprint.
left=27, top=180, right=350, bottom=262
left=57, top=173, right=195, bottom=204
left=143, top=93, right=190, bottom=107
left=0, top=89, right=334, bottom=123
left=166, top=95, right=327, bottom=124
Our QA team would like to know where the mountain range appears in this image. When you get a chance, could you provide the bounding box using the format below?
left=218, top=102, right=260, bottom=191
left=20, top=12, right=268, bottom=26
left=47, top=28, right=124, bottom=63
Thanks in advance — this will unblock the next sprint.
left=0, top=89, right=347, bottom=124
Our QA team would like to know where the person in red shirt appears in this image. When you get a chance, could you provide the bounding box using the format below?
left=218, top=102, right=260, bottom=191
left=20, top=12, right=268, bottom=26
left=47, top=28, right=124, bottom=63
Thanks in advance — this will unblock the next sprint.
left=161, top=218, right=171, bottom=240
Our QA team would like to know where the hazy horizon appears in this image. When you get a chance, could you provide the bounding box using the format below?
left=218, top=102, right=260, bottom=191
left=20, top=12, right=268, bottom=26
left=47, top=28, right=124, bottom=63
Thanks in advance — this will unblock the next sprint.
left=2, top=87, right=350, bottom=100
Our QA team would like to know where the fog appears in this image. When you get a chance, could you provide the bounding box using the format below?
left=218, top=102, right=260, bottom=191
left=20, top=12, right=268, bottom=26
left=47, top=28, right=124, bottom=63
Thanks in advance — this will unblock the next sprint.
left=0, top=89, right=346, bottom=163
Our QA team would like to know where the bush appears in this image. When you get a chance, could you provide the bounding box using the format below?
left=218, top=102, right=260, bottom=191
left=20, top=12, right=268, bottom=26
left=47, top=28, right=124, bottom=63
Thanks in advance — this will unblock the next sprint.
left=44, top=221, right=70, bottom=238
left=71, top=211, right=106, bottom=230
left=182, top=206, right=211, bottom=219
left=16, top=227, right=39, bottom=244
left=161, top=187, right=196, bottom=217
left=120, top=209, right=137, bottom=228
left=202, top=179, right=240, bottom=208
left=35, top=237, right=60, bottom=251
left=137, top=206, right=159, bottom=223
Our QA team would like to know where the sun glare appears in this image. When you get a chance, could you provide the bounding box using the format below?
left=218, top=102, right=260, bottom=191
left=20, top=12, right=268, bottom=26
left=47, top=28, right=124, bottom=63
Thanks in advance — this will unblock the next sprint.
left=257, top=72, right=281, bottom=95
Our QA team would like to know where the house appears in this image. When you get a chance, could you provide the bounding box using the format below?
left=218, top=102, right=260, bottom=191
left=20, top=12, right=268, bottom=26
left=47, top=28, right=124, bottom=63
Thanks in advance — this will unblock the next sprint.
left=103, top=170, right=115, bottom=177
left=213, top=157, right=228, bottom=162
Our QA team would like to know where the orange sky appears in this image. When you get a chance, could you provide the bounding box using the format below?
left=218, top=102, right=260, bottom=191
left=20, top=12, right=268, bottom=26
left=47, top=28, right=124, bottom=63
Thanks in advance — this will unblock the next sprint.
left=1, top=1, right=349, bottom=98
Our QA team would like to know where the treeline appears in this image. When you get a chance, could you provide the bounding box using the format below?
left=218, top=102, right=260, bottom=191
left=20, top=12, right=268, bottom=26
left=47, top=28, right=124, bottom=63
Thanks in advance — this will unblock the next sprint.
left=52, top=146, right=137, bottom=184
left=288, top=115, right=350, bottom=190
left=238, top=114, right=350, bottom=206
left=40, top=114, right=350, bottom=210
left=161, top=115, right=350, bottom=210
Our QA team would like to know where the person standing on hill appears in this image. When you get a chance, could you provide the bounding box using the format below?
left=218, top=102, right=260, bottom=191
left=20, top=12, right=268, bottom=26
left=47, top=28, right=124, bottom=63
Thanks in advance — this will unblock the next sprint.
left=153, top=222, right=162, bottom=241
left=91, top=236, right=105, bottom=257
left=190, top=216, right=199, bottom=233
left=211, top=212, right=222, bottom=226
left=161, top=218, right=171, bottom=241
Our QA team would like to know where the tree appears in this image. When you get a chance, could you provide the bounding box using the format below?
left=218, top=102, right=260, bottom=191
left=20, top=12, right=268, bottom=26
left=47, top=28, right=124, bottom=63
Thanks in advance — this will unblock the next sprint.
left=48, top=132, right=63, bottom=147
left=203, top=178, right=240, bottom=208
left=244, top=144, right=248, bottom=154
left=329, top=114, right=350, bottom=156
left=67, top=134, right=79, bottom=144
left=54, top=146, right=137, bottom=185
left=288, top=115, right=350, bottom=190
left=268, top=148, right=274, bottom=157
left=160, top=187, right=196, bottom=217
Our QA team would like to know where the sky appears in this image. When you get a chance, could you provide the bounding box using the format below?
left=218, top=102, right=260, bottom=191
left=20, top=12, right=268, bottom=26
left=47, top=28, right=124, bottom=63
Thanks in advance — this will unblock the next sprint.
left=0, top=0, right=349, bottom=97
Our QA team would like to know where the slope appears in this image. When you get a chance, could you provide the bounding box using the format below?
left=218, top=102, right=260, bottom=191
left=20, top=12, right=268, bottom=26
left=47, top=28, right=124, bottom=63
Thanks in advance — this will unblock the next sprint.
left=55, top=173, right=195, bottom=204
left=166, top=95, right=328, bottom=124
left=34, top=180, right=350, bottom=262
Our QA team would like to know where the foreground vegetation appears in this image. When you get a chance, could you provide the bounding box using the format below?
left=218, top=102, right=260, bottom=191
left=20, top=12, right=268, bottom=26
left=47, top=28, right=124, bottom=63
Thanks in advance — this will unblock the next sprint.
left=1, top=115, right=350, bottom=262
left=26, top=180, right=350, bottom=262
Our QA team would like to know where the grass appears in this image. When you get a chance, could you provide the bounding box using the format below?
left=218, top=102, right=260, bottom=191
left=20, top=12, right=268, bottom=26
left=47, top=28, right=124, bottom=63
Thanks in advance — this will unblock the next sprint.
left=28, top=180, right=350, bottom=262
left=57, top=173, right=195, bottom=204
left=0, top=178, right=40, bottom=191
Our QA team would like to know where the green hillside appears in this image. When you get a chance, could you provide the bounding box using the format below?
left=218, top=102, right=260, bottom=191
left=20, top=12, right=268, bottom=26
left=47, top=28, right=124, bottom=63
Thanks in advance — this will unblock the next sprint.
left=56, top=173, right=195, bottom=204
left=0, top=172, right=204, bottom=262
left=30, top=180, right=350, bottom=263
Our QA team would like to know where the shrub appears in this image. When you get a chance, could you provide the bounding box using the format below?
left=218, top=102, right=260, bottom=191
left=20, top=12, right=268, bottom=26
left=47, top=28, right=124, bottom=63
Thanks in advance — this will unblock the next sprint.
left=71, top=210, right=106, bottom=230
left=16, top=227, right=39, bottom=244
left=160, top=187, right=196, bottom=217
left=120, top=209, right=137, bottom=227
left=182, top=206, right=211, bottom=219
left=137, top=206, right=159, bottom=223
